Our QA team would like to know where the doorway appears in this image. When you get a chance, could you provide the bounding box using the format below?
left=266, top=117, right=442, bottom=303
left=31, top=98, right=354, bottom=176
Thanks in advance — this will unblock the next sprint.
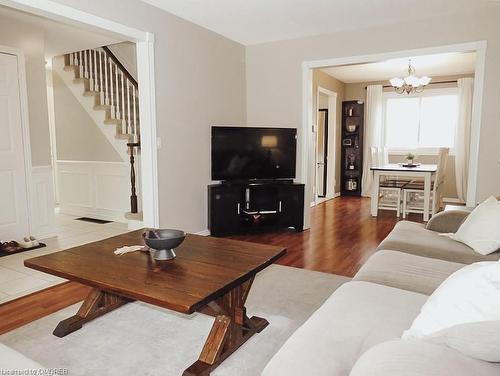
left=0, top=0, right=159, bottom=236
left=314, top=87, right=337, bottom=205
left=302, top=42, right=486, bottom=223
left=316, top=108, right=328, bottom=198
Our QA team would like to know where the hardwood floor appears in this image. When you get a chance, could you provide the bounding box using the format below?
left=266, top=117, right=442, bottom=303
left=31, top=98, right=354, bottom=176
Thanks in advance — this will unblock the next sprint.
left=0, top=196, right=419, bottom=335
left=231, top=196, right=420, bottom=277
left=0, top=282, right=91, bottom=335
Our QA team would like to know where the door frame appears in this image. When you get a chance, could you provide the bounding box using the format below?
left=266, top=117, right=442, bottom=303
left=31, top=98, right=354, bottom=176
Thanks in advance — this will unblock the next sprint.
left=0, top=45, right=34, bottom=234
left=316, top=108, right=328, bottom=199
left=314, top=86, right=337, bottom=205
left=0, top=0, right=160, bottom=228
left=302, top=41, right=486, bottom=227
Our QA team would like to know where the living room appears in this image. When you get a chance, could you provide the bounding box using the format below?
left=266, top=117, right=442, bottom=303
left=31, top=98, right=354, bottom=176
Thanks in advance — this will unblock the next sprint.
left=1, top=1, right=500, bottom=375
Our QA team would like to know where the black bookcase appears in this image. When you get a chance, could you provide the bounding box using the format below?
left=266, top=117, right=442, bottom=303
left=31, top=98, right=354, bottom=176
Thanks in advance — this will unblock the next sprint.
left=208, top=182, right=304, bottom=237
left=341, top=101, right=364, bottom=196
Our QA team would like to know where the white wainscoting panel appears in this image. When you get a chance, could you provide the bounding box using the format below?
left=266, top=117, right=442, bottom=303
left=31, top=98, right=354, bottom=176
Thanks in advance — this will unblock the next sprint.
left=56, top=161, right=129, bottom=222
left=31, top=165, right=56, bottom=239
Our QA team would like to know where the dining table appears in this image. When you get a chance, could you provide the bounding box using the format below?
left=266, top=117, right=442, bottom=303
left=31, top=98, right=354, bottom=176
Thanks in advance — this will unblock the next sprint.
left=370, top=163, right=438, bottom=221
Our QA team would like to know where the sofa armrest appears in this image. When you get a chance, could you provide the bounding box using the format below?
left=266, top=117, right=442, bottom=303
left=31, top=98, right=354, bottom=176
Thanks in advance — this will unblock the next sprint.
left=426, top=210, right=469, bottom=233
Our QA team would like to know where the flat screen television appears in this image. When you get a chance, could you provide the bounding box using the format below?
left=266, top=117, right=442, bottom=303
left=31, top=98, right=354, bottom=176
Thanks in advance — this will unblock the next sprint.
left=211, top=126, right=297, bottom=181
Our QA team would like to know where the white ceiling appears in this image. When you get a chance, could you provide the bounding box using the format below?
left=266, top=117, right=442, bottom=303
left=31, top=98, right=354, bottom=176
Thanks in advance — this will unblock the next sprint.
left=0, top=6, right=122, bottom=59
left=321, top=52, right=476, bottom=83
left=140, top=0, right=493, bottom=45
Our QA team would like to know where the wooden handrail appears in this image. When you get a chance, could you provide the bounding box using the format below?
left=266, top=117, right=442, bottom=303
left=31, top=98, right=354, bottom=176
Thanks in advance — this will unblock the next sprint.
left=102, top=46, right=138, bottom=88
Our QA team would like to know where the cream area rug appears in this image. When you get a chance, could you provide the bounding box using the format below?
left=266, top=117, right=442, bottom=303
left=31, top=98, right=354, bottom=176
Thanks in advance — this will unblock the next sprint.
left=1, top=265, right=350, bottom=375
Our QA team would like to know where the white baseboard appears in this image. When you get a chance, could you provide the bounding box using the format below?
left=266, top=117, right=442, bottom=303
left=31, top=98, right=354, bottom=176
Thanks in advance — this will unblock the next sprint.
left=195, top=229, right=211, bottom=236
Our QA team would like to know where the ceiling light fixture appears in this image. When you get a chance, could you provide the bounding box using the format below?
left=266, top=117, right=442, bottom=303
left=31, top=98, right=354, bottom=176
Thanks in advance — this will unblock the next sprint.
left=390, top=59, right=432, bottom=94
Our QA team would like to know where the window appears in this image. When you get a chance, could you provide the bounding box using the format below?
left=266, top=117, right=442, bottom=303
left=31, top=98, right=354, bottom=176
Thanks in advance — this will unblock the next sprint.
left=383, top=89, right=458, bottom=151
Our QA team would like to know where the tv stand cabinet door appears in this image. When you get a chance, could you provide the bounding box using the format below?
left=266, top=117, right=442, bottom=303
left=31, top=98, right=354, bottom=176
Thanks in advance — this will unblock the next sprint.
left=208, top=185, right=241, bottom=236
left=279, top=184, right=304, bottom=231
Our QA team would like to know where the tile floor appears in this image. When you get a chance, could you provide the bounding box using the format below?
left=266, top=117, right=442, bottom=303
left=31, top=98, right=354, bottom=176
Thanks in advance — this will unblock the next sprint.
left=0, top=214, right=129, bottom=304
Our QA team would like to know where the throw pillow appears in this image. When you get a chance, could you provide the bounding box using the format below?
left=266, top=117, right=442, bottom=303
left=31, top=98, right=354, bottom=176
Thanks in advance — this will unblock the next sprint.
left=402, top=261, right=500, bottom=361
left=451, top=196, right=500, bottom=255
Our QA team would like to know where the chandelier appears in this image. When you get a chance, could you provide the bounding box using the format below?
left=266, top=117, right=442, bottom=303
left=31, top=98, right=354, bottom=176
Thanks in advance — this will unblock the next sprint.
left=390, top=60, right=432, bottom=94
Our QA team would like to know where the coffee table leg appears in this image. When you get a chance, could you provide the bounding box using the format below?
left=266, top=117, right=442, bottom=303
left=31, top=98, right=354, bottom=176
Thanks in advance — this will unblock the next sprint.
left=183, top=277, right=269, bottom=376
left=53, top=288, right=130, bottom=337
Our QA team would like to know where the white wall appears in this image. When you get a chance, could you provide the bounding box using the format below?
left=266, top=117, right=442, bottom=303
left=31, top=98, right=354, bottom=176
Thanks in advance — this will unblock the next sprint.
left=57, top=161, right=130, bottom=222
left=50, top=0, right=247, bottom=233
left=51, top=70, right=123, bottom=162
left=107, top=41, right=137, bottom=80
left=31, top=166, right=56, bottom=238
left=246, top=7, right=500, bottom=210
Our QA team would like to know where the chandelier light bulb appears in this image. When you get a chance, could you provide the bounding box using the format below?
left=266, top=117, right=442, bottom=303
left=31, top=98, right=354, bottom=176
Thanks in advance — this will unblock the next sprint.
left=390, top=59, right=432, bottom=94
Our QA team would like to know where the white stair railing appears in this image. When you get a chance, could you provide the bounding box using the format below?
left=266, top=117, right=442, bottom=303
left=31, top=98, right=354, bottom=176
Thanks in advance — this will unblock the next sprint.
left=66, top=47, right=141, bottom=214
left=67, top=47, right=140, bottom=144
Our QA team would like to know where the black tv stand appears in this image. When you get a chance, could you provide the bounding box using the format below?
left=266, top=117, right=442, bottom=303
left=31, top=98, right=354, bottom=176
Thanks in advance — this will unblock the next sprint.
left=208, top=181, right=304, bottom=236
left=222, top=179, right=294, bottom=186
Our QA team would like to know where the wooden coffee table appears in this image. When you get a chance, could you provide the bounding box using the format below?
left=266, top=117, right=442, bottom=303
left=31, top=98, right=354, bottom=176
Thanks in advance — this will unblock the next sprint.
left=24, top=230, right=286, bottom=376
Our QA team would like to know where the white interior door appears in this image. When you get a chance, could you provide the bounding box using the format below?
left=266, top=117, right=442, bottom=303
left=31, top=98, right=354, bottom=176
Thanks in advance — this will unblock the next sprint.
left=0, top=53, right=30, bottom=241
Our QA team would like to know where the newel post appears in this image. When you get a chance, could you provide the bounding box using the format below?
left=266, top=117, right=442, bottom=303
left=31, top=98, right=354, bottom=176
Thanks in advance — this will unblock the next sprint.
left=127, top=142, right=140, bottom=214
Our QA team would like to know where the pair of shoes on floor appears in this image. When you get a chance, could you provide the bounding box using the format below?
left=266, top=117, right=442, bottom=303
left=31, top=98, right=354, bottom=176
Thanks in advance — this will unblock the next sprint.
left=19, top=236, right=39, bottom=249
left=0, top=241, right=21, bottom=254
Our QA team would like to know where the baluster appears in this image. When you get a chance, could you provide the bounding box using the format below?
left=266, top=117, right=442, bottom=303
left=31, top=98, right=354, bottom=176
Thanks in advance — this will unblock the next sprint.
left=133, top=86, right=137, bottom=140
left=115, top=61, right=121, bottom=122
left=109, top=60, right=115, bottom=118
left=93, top=50, right=98, bottom=92
left=69, top=53, right=73, bottom=66
left=84, top=50, right=89, bottom=79
left=121, top=72, right=125, bottom=132
left=104, top=55, right=109, bottom=105
left=126, top=79, right=131, bottom=135
left=89, top=50, right=94, bottom=90
left=78, top=51, right=83, bottom=77
left=99, top=51, right=104, bottom=105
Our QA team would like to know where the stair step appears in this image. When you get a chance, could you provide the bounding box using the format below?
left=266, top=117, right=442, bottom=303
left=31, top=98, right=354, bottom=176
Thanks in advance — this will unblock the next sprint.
left=83, top=90, right=99, bottom=97
left=94, top=104, right=111, bottom=110
left=63, top=65, right=76, bottom=72
left=115, top=133, right=132, bottom=140
left=104, top=118, right=122, bottom=125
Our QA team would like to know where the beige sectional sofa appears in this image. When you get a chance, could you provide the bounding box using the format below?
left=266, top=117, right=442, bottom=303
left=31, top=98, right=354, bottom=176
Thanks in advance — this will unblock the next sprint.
left=263, top=211, right=500, bottom=376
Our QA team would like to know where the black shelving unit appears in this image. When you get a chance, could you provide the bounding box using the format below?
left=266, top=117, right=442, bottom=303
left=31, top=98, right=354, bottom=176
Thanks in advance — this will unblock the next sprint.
left=341, top=101, right=364, bottom=196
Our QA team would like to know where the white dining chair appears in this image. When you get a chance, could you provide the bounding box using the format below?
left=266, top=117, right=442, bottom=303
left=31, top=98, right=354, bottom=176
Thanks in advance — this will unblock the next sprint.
left=402, top=148, right=449, bottom=219
left=371, top=146, right=409, bottom=217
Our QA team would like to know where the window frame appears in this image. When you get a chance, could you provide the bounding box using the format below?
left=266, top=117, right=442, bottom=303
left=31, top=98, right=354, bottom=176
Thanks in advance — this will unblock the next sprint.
left=382, top=87, right=458, bottom=155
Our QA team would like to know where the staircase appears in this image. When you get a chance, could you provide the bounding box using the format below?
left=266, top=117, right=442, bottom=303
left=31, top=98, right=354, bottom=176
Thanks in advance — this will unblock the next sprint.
left=56, top=47, right=142, bottom=221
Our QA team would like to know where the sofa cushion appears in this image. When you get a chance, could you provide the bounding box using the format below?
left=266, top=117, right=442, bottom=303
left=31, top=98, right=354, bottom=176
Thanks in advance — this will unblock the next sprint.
left=349, top=339, right=500, bottom=376
left=262, top=281, right=427, bottom=376
left=425, top=210, right=469, bottom=233
left=403, top=261, right=500, bottom=340
left=0, top=342, right=43, bottom=369
left=377, top=221, right=500, bottom=264
left=353, top=250, right=465, bottom=295
left=451, top=196, right=500, bottom=255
